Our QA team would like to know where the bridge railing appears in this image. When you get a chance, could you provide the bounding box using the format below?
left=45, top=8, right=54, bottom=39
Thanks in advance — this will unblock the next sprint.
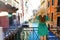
left=3, top=26, right=60, bottom=40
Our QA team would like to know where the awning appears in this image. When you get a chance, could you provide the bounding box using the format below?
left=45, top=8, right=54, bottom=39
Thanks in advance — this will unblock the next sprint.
left=0, top=1, right=18, bottom=13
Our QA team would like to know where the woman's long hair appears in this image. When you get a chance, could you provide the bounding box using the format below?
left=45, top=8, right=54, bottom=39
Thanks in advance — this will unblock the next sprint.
left=36, top=7, right=47, bottom=22
left=39, top=15, right=46, bottom=22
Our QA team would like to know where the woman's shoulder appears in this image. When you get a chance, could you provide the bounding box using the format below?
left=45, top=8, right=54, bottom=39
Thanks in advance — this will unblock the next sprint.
left=46, top=15, right=49, bottom=17
left=36, top=15, right=40, bottom=20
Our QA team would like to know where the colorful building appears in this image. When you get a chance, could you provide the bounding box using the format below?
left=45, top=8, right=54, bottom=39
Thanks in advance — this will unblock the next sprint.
left=0, top=0, right=18, bottom=28
left=47, top=0, right=60, bottom=27
left=47, top=0, right=60, bottom=37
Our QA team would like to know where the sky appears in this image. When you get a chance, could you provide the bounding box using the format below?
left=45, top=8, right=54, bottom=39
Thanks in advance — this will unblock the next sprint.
left=24, top=0, right=41, bottom=21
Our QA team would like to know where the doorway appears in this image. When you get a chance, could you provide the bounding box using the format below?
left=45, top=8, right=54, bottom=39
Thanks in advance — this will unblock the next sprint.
left=57, top=17, right=60, bottom=26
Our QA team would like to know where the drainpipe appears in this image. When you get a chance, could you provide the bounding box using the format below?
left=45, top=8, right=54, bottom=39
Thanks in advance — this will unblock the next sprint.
left=50, top=0, right=53, bottom=28
left=21, top=0, right=24, bottom=22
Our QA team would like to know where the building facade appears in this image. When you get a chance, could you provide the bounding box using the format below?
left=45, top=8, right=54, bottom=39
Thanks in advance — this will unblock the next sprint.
left=47, top=0, right=60, bottom=27
left=0, top=0, right=19, bottom=28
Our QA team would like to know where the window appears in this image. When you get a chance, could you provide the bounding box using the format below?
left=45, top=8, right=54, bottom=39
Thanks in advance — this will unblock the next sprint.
left=57, top=17, right=60, bottom=26
left=57, top=0, right=60, bottom=12
left=52, top=0, right=54, bottom=5
left=57, top=7, right=60, bottom=12
left=51, top=13, right=53, bottom=21
left=48, top=2, right=50, bottom=7
left=58, top=0, right=60, bottom=5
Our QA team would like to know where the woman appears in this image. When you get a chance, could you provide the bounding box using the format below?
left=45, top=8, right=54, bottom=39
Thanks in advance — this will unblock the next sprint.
left=33, top=8, right=50, bottom=40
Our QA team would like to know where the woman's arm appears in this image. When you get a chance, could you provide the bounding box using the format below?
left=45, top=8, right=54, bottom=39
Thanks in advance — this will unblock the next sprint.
left=33, top=13, right=40, bottom=20
left=46, top=15, right=51, bottom=27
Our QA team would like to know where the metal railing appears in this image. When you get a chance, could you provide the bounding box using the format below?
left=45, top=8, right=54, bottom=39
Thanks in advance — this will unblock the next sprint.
left=4, top=27, right=60, bottom=40
left=4, top=27, right=22, bottom=40
left=20, top=27, right=38, bottom=40
left=21, top=27, right=60, bottom=40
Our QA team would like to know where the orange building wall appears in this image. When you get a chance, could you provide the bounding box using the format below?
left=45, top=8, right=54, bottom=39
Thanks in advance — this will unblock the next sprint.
left=47, top=0, right=58, bottom=27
